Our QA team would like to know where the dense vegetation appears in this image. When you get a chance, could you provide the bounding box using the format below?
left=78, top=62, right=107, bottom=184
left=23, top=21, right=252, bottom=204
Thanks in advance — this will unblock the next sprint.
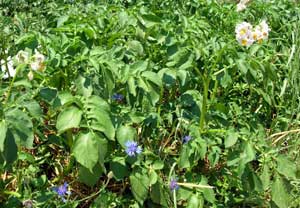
left=1, top=0, right=300, bottom=207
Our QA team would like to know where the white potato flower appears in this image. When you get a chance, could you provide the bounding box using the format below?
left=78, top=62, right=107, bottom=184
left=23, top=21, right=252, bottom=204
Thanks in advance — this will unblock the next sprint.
left=236, top=2, right=247, bottom=12
left=1, top=56, right=16, bottom=78
left=16, top=50, right=29, bottom=64
left=235, top=22, right=254, bottom=46
left=251, top=20, right=271, bottom=43
left=27, top=70, right=34, bottom=81
left=257, top=20, right=271, bottom=40
left=30, top=50, right=46, bottom=71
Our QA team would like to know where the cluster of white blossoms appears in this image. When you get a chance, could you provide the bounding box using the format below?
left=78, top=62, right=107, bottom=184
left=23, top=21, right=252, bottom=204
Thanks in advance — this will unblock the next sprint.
left=1, top=49, right=46, bottom=80
left=235, top=20, right=271, bottom=47
left=236, top=0, right=250, bottom=12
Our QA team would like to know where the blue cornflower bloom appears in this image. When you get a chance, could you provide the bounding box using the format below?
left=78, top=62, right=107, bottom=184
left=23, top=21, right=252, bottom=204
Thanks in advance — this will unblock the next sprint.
left=182, top=135, right=192, bottom=144
left=52, top=182, right=71, bottom=202
left=125, top=141, right=142, bottom=157
left=170, top=178, right=179, bottom=191
left=112, top=93, right=124, bottom=102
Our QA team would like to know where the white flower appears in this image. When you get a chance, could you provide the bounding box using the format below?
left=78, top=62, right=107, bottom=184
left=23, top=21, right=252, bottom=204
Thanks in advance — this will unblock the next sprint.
left=251, top=28, right=263, bottom=41
left=30, top=50, right=45, bottom=71
left=1, top=56, right=16, bottom=79
left=15, top=50, right=29, bottom=64
left=252, top=20, right=271, bottom=43
left=235, top=22, right=254, bottom=46
left=257, top=20, right=271, bottom=40
left=236, top=2, right=247, bottom=12
left=237, top=36, right=255, bottom=47
left=27, top=71, right=34, bottom=81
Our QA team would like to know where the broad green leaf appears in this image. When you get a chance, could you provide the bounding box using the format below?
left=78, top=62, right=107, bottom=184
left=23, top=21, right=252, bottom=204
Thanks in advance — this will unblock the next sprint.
left=241, top=142, right=256, bottom=164
left=150, top=179, right=169, bottom=207
left=0, top=130, right=17, bottom=165
left=56, top=106, right=82, bottom=134
left=203, top=187, right=215, bottom=203
left=271, top=176, right=290, bottom=208
left=260, top=164, right=270, bottom=190
left=110, top=157, right=129, bottom=181
left=179, top=145, right=191, bottom=168
left=128, top=76, right=137, bottom=96
left=0, top=121, right=7, bottom=152
left=225, top=129, right=238, bottom=148
left=141, top=71, right=162, bottom=87
left=75, top=75, right=93, bottom=97
left=128, top=40, right=143, bottom=56
left=39, top=87, right=58, bottom=104
left=237, top=59, right=248, bottom=74
left=87, top=108, right=115, bottom=140
left=276, top=155, right=297, bottom=179
left=23, top=101, right=42, bottom=120
left=187, top=193, right=204, bottom=208
left=152, top=160, right=164, bottom=170
left=57, top=15, right=69, bottom=27
left=73, top=132, right=99, bottom=171
left=130, top=170, right=150, bottom=204
left=5, top=108, right=33, bottom=148
left=78, top=163, right=103, bottom=187
left=116, top=125, right=136, bottom=148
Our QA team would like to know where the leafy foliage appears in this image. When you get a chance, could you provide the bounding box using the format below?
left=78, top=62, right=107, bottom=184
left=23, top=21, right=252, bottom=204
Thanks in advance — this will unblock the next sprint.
left=1, top=0, right=300, bottom=207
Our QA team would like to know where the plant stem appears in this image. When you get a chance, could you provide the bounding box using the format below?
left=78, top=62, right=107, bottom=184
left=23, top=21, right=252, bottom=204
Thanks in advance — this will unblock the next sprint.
left=199, top=74, right=210, bottom=132
left=3, top=64, right=23, bottom=106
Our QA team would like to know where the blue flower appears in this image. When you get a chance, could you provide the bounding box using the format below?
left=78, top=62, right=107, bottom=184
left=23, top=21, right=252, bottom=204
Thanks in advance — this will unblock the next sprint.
left=112, top=93, right=124, bottom=102
left=170, top=178, right=179, bottom=191
left=125, top=141, right=142, bottom=157
left=52, top=182, right=71, bottom=202
left=182, top=135, right=192, bottom=144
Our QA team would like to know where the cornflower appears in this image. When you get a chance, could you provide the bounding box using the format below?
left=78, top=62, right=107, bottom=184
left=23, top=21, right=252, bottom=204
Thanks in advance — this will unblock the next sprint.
left=112, top=93, right=124, bottom=102
left=169, top=178, right=179, bottom=191
left=52, top=182, right=71, bottom=202
left=125, top=140, right=142, bottom=157
left=182, top=135, right=192, bottom=144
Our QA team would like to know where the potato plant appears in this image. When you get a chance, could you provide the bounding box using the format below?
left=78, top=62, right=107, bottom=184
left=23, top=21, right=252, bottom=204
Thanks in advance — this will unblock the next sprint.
left=1, top=0, right=300, bottom=207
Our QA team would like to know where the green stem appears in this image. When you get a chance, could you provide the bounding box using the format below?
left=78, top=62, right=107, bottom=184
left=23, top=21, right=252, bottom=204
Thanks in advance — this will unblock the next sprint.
left=4, top=64, right=23, bottom=106
left=199, top=74, right=210, bottom=132
left=173, top=189, right=177, bottom=208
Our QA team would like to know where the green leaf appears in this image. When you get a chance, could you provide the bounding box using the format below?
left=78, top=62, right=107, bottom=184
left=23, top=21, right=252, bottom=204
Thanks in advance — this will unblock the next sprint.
left=0, top=121, right=7, bottom=152
left=116, top=125, right=136, bottom=148
left=5, top=108, right=33, bottom=148
left=276, top=155, right=297, bottom=179
left=78, top=163, right=103, bottom=187
left=130, top=170, right=150, bottom=204
left=72, top=132, right=99, bottom=171
left=0, top=130, right=17, bottom=165
left=224, top=128, right=239, bottom=148
left=271, top=176, right=290, bottom=208
left=241, top=142, right=256, bottom=164
left=75, top=75, right=93, bottom=97
left=39, top=87, right=58, bottom=104
left=85, top=96, right=115, bottom=140
left=128, top=40, right=143, bottom=56
left=110, top=157, right=129, bottom=181
left=187, top=193, right=204, bottom=208
left=179, top=145, right=191, bottom=168
left=56, top=106, right=82, bottom=134
left=141, top=71, right=162, bottom=87
left=57, top=15, right=69, bottom=27
left=150, top=179, right=169, bottom=207
left=260, top=164, right=270, bottom=191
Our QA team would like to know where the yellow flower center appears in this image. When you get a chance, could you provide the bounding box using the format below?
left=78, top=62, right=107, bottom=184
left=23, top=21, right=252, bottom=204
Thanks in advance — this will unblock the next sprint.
left=241, top=39, right=248, bottom=46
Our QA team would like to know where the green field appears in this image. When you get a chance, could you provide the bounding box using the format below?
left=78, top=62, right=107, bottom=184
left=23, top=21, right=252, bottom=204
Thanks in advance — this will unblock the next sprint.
left=1, top=0, right=300, bottom=207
